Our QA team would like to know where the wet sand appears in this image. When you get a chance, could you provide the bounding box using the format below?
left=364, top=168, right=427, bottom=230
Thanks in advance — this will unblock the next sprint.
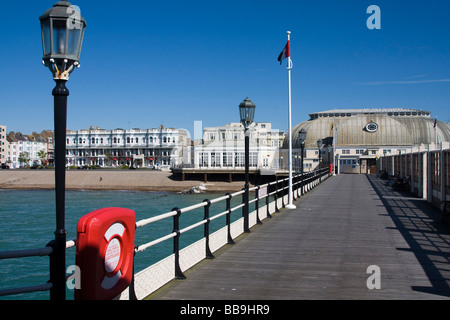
left=0, top=170, right=245, bottom=193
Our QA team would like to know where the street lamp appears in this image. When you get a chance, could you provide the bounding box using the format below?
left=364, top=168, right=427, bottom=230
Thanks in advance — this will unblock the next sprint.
left=317, top=139, right=323, bottom=183
left=298, top=129, right=306, bottom=195
left=317, top=139, right=323, bottom=167
left=40, top=0, right=86, bottom=300
left=239, top=98, right=255, bottom=233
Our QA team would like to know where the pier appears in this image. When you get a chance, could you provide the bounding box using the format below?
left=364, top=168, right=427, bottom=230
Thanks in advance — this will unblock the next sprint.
left=147, top=174, right=450, bottom=300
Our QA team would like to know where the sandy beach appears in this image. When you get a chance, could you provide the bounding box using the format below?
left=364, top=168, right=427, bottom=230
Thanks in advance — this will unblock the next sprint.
left=0, top=170, right=246, bottom=193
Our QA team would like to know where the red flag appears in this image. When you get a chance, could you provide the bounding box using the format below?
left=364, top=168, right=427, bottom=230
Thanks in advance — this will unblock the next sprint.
left=277, top=40, right=290, bottom=64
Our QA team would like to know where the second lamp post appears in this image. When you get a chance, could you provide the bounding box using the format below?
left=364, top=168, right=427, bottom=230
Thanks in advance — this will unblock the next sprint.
left=40, top=0, right=86, bottom=300
left=239, top=98, right=255, bottom=233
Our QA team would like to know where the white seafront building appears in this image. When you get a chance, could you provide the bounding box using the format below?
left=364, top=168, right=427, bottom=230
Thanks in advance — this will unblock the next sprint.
left=66, top=126, right=190, bottom=169
left=0, top=125, right=6, bottom=166
left=5, top=131, right=49, bottom=168
left=192, top=122, right=285, bottom=172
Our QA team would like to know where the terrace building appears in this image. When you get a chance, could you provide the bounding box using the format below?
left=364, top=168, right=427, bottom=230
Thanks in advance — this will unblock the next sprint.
left=6, top=131, right=48, bottom=168
left=0, top=125, right=6, bottom=166
left=66, top=126, right=190, bottom=169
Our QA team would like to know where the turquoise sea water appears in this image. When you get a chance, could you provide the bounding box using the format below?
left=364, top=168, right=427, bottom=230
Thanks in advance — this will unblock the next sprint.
left=0, top=189, right=245, bottom=300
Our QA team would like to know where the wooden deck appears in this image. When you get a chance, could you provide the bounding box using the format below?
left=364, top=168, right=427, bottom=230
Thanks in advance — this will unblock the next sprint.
left=147, top=174, right=450, bottom=300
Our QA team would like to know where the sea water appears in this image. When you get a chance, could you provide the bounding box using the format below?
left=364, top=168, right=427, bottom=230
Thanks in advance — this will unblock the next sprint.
left=0, top=189, right=245, bottom=300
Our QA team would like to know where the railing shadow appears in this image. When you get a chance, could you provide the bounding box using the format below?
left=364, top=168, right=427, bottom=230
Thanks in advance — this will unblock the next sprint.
left=366, top=174, right=450, bottom=298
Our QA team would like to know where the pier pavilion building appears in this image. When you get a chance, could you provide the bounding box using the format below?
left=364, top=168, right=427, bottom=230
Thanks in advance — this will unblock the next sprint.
left=286, top=108, right=450, bottom=174
left=66, top=126, right=190, bottom=169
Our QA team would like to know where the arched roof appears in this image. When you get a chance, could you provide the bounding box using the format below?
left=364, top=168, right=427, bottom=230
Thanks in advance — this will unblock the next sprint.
left=285, top=108, right=450, bottom=149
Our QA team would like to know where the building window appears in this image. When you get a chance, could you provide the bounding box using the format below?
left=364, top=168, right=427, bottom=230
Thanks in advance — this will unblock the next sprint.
left=250, top=152, right=257, bottom=167
left=235, top=152, right=245, bottom=167
left=223, top=153, right=233, bottom=167
left=211, top=152, right=220, bottom=167
left=200, top=152, right=208, bottom=167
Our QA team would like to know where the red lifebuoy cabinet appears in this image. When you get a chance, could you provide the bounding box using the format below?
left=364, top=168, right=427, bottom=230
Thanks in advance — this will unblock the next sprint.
left=75, top=207, right=135, bottom=300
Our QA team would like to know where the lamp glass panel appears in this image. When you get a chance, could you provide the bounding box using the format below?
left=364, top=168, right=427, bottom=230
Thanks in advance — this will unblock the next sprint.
left=52, top=19, right=67, bottom=55
left=41, top=19, right=51, bottom=55
left=67, top=27, right=82, bottom=58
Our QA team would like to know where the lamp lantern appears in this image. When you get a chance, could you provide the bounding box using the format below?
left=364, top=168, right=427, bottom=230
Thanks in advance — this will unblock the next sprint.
left=298, top=129, right=307, bottom=144
left=40, top=1, right=86, bottom=80
left=239, top=97, right=256, bottom=129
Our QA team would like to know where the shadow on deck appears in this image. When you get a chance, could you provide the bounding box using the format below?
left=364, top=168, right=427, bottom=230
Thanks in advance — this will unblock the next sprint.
left=366, top=175, right=450, bottom=297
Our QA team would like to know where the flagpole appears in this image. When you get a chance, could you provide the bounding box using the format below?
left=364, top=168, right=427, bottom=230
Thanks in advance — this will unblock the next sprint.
left=286, top=30, right=296, bottom=209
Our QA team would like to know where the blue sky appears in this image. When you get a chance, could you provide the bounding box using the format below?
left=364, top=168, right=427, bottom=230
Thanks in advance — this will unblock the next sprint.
left=1, top=0, right=449, bottom=138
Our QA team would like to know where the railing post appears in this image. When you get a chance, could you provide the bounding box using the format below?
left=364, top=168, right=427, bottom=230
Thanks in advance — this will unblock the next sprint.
left=256, top=185, right=262, bottom=225
left=293, top=174, right=297, bottom=200
left=281, top=178, right=286, bottom=208
left=225, top=193, right=235, bottom=244
left=172, top=207, right=186, bottom=279
left=300, top=173, right=303, bottom=196
left=203, top=199, right=214, bottom=259
left=242, top=187, right=250, bottom=233
left=266, top=183, right=272, bottom=218
left=274, top=179, right=280, bottom=212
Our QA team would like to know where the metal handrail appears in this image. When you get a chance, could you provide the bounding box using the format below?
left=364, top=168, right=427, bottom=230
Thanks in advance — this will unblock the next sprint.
left=0, top=244, right=54, bottom=297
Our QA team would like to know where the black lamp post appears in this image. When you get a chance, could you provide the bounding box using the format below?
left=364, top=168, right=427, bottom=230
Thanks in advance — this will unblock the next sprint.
left=298, top=129, right=306, bottom=195
left=317, top=139, right=323, bottom=183
left=40, top=1, right=86, bottom=300
left=317, top=139, right=323, bottom=167
left=239, top=97, right=255, bottom=233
